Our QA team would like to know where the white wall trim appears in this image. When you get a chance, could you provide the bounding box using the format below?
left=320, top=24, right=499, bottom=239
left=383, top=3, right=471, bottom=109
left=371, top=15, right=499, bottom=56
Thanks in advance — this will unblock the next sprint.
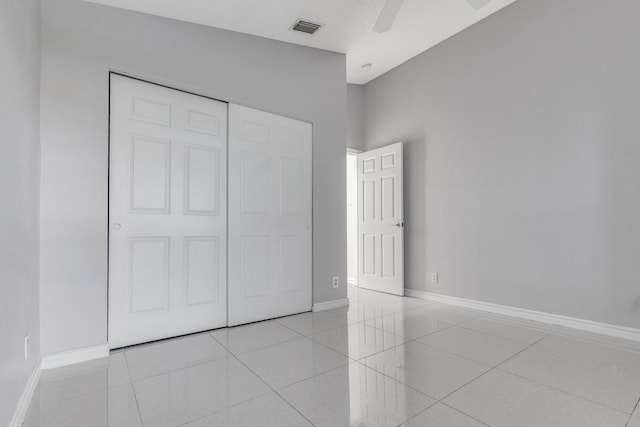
left=41, top=344, right=110, bottom=370
left=9, top=358, right=41, bottom=427
left=312, top=298, right=349, bottom=312
left=406, top=289, right=640, bottom=342
left=346, top=148, right=362, bottom=155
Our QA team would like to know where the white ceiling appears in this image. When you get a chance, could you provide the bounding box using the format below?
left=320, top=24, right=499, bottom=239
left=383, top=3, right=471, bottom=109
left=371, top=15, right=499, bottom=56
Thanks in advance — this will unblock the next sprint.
left=83, top=0, right=518, bottom=84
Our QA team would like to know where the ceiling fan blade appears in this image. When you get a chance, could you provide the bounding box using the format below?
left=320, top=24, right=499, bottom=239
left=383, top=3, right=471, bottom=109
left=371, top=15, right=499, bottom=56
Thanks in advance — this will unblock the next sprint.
left=373, top=0, right=405, bottom=33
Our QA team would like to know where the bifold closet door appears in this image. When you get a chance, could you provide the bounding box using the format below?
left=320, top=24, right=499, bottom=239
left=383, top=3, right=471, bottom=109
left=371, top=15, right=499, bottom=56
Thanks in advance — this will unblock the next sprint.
left=228, top=104, right=313, bottom=326
left=109, top=74, right=228, bottom=348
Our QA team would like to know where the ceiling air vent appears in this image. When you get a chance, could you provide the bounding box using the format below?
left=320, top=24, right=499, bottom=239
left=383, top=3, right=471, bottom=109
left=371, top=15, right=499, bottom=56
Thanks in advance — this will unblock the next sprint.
left=291, top=19, right=323, bottom=35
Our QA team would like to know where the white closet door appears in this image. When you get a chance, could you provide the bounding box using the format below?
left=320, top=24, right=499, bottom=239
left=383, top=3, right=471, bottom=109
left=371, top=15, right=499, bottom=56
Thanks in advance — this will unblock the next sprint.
left=228, top=104, right=312, bottom=326
left=357, top=142, right=404, bottom=296
left=109, top=74, right=227, bottom=348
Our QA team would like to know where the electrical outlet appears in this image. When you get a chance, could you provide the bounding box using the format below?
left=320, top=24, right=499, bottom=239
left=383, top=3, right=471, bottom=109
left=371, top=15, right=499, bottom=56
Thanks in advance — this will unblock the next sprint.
left=431, top=273, right=439, bottom=284
left=24, top=334, right=30, bottom=360
left=332, top=276, right=339, bottom=288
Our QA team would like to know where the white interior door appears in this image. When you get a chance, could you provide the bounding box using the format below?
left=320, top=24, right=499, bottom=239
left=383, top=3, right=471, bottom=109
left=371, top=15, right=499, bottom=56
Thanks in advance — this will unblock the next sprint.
left=228, top=104, right=312, bottom=326
left=357, top=142, right=404, bottom=296
left=109, top=74, right=227, bottom=348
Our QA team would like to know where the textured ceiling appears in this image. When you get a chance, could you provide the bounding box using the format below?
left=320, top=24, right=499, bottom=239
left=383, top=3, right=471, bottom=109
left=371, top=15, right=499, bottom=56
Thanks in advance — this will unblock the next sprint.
left=83, top=0, right=518, bottom=84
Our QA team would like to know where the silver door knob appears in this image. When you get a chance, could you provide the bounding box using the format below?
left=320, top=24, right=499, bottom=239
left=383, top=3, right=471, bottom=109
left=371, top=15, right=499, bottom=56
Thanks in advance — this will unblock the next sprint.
left=113, top=223, right=122, bottom=230
left=390, top=222, right=404, bottom=228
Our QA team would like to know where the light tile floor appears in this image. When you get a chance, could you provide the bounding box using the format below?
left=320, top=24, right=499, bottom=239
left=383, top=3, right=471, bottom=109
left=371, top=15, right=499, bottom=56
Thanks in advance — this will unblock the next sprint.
left=23, top=287, right=640, bottom=426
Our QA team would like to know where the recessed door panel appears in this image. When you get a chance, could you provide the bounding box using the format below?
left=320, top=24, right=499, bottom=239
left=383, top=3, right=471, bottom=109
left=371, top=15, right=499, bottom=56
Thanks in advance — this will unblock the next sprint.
left=184, top=237, right=220, bottom=306
left=130, top=137, right=170, bottom=213
left=242, top=121, right=270, bottom=144
left=381, top=152, right=396, bottom=170
left=185, top=146, right=219, bottom=215
left=280, top=158, right=304, bottom=215
left=240, top=236, right=270, bottom=299
left=363, top=157, right=376, bottom=174
left=129, top=237, right=169, bottom=313
left=363, top=234, right=376, bottom=276
left=363, top=180, right=376, bottom=221
left=280, top=235, right=305, bottom=293
left=381, top=234, right=396, bottom=278
left=130, top=96, right=171, bottom=126
left=241, top=153, right=269, bottom=215
left=186, top=110, right=220, bottom=136
left=381, top=176, right=395, bottom=221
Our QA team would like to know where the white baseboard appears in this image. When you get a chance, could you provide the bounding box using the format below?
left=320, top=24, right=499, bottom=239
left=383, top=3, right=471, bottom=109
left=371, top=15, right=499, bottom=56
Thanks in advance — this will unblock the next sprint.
left=312, top=298, right=349, bottom=312
left=9, top=358, right=41, bottom=427
left=41, top=344, right=110, bottom=370
left=406, top=289, right=640, bottom=343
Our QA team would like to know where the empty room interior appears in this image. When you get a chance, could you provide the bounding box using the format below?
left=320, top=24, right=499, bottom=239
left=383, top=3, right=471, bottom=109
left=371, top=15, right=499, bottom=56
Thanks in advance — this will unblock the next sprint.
left=3, top=0, right=640, bottom=426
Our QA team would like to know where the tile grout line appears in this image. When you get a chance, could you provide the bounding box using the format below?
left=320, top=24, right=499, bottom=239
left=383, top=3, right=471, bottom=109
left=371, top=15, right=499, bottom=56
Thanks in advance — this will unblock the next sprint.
left=491, top=338, right=637, bottom=416
left=225, top=328, right=354, bottom=390
left=274, top=315, right=359, bottom=338
left=486, top=333, right=551, bottom=372
left=541, top=333, right=640, bottom=369
left=455, top=318, right=551, bottom=344
left=495, top=368, right=634, bottom=417
left=418, top=332, right=552, bottom=425
left=438, top=402, right=492, bottom=427
left=225, top=350, right=318, bottom=427
left=490, top=333, right=640, bottom=416
left=127, top=352, right=231, bottom=383
left=514, top=335, right=640, bottom=377
left=122, top=330, right=235, bottom=385
left=550, top=329, right=640, bottom=354
left=147, top=339, right=319, bottom=427
left=390, top=399, right=441, bottom=427
left=625, top=396, right=640, bottom=427
left=345, top=314, right=499, bottom=405
left=306, top=320, right=425, bottom=362
left=211, top=330, right=307, bottom=356
left=122, top=351, right=145, bottom=427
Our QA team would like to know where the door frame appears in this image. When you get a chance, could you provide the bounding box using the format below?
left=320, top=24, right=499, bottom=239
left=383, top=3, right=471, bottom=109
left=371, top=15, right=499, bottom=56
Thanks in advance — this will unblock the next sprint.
left=346, top=148, right=362, bottom=287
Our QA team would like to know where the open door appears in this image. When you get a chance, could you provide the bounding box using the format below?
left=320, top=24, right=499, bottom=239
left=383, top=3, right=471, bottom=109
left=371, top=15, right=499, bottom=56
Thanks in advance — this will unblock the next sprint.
left=357, top=142, right=404, bottom=296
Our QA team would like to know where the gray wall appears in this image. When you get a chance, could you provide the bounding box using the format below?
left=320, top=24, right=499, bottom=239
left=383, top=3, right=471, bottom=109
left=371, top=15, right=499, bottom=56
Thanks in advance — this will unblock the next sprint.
left=0, top=0, right=41, bottom=424
left=364, top=0, right=640, bottom=328
left=40, top=0, right=347, bottom=355
left=347, top=84, right=365, bottom=151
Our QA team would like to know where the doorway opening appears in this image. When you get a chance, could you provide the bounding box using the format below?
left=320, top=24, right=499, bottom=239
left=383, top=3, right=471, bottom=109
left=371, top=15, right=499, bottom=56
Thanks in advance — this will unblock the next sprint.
left=346, top=150, right=360, bottom=288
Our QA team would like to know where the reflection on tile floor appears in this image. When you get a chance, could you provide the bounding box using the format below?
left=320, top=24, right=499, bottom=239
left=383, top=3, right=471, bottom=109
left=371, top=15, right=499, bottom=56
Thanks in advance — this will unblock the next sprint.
left=23, top=287, right=640, bottom=426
